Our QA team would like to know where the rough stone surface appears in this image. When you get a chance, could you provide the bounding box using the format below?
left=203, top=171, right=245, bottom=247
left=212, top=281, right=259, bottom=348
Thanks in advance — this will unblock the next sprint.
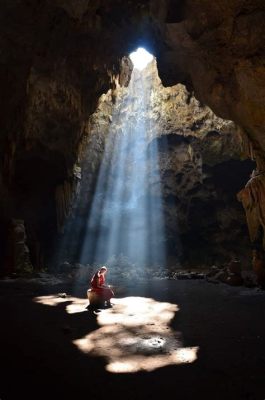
left=4, top=219, right=33, bottom=275
left=58, top=61, right=253, bottom=267
left=0, top=0, right=264, bottom=268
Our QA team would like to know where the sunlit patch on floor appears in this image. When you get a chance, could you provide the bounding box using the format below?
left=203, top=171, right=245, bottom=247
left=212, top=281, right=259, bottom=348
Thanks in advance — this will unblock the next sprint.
left=106, top=347, right=198, bottom=373
left=73, top=296, right=199, bottom=373
left=34, top=295, right=88, bottom=314
left=33, top=295, right=198, bottom=372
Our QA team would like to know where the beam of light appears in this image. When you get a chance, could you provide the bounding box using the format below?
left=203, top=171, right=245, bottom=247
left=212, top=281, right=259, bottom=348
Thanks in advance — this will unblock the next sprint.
left=129, top=48, right=154, bottom=71
left=34, top=295, right=199, bottom=373
left=78, top=53, right=166, bottom=272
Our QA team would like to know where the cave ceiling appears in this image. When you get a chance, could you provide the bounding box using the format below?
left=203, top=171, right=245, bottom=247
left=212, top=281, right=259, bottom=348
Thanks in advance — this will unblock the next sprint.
left=0, top=0, right=264, bottom=247
left=1, top=0, right=264, bottom=166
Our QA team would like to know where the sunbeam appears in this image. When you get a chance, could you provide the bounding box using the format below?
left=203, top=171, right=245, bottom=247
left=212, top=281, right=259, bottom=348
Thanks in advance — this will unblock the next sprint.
left=79, top=52, right=166, bottom=271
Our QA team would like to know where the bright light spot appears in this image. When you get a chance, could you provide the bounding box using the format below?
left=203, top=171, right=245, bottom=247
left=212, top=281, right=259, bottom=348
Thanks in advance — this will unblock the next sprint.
left=96, top=296, right=178, bottom=326
left=34, top=295, right=199, bottom=372
left=34, top=295, right=88, bottom=314
left=34, top=295, right=70, bottom=307
left=73, top=296, right=199, bottom=373
left=106, top=347, right=198, bottom=373
left=129, top=47, right=154, bottom=70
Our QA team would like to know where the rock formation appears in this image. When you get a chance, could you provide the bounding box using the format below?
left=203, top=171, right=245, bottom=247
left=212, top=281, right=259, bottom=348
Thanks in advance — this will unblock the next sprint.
left=0, top=0, right=264, bottom=271
left=57, top=61, right=254, bottom=267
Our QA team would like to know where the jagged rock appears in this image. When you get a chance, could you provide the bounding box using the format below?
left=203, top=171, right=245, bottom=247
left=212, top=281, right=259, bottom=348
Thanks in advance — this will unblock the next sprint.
left=173, top=271, right=205, bottom=280
left=227, top=259, right=242, bottom=276
left=206, top=266, right=220, bottom=278
left=206, top=264, right=246, bottom=286
left=252, top=249, right=265, bottom=289
left=57, top=292, right=67, bottom=298
left=61, top=61, right=253, bottom=267
left=214, top=270, right=230, bottom=283
left=0, top=1, right=264, bottom=270
left=4, top=219, right=33, bottom=275
left=226, top=274, right=244, bottom=287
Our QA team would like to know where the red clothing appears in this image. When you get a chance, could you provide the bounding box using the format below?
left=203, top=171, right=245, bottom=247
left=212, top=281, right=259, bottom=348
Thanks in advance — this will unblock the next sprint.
left=90, top=270, right=114, bottom=301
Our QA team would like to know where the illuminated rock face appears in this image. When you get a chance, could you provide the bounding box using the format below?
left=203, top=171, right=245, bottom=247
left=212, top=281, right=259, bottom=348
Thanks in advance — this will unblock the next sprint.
left=61, top=61, right=253, bottom=267
left=0, top=1, right=264, bottom=269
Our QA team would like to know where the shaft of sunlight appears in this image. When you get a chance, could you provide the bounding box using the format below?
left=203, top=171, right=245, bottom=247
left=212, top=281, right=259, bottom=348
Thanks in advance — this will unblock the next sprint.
left=79, top=51, right=166, bottom=272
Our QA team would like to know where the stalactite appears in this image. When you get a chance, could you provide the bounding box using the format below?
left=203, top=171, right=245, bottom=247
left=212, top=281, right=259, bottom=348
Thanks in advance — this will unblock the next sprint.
left=237, top=172, right=265, bottom=248
left=53, top=116, right=91, bottom=234
left=236, top=127, right=265, bottom=251
left=4, top=219, right=33, bottom=274
left=238, top=167, right=265, bottom=287
left=237, top=128, right=255, bottom=160
left=55, top=165, right=82, bottom=233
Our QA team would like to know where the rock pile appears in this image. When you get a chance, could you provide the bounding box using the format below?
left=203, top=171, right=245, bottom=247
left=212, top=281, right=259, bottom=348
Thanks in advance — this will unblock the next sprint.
left=206, top=259, right=257, bottom=288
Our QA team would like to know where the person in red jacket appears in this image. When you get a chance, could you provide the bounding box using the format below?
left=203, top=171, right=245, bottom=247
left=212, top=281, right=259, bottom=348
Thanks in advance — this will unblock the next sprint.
left=88, top=266, right=114, bottom=307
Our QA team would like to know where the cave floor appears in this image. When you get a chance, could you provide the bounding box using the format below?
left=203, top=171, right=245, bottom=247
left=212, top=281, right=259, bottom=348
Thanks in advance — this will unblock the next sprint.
left=0, top=277, right=265, bottom=400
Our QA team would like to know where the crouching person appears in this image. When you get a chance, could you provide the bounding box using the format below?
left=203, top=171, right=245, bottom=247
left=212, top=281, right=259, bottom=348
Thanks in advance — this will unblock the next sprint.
left=87, top=266, right=114, bottom=308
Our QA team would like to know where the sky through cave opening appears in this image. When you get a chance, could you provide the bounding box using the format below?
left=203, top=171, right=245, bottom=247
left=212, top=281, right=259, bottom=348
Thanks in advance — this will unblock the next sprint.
left=129, top=47, right=154, bottom=70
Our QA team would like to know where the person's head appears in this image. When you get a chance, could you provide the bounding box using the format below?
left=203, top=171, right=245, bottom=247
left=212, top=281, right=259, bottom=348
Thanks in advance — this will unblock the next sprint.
left=99, top=266, right=107, bottom=275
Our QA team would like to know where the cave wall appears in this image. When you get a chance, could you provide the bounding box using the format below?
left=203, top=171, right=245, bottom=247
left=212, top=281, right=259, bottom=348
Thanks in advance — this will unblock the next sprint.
left=158, top=1, right=265, bottom=143
left=0, top=0, right=264, bottom=271
left=57, top=61, right=254, bottom=267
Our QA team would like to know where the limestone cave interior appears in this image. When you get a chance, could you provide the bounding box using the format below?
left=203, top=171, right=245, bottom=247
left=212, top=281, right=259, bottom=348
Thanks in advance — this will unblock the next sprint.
left=0, top=1, right=265, bottom=399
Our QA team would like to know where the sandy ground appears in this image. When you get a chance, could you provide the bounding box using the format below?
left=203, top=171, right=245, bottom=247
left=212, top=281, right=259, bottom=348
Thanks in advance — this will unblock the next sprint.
left=0, top=276, right=265, bottom=400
